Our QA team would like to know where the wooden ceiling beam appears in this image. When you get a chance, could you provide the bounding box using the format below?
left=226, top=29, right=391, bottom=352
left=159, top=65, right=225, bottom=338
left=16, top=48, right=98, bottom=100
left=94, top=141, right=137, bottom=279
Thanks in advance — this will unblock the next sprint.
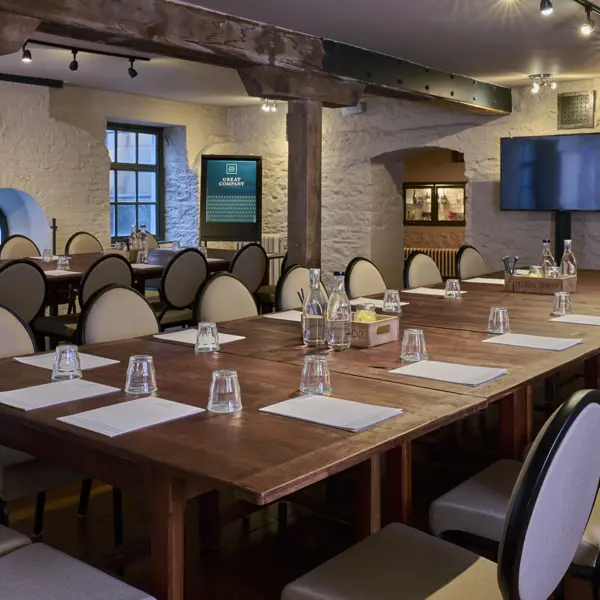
left=0, top=10, right=40, bottom=56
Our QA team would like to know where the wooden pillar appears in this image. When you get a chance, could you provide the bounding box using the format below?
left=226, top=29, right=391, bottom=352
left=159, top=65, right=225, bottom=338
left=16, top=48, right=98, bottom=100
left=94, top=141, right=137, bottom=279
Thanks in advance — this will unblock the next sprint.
left=287, top=99, right=322, bottom=268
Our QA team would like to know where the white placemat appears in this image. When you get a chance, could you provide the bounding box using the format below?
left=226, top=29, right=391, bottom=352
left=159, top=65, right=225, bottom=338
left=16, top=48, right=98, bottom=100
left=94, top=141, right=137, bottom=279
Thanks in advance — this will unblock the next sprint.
left=58, top=397, right=204, bottom=437
left=550, top=314, right=600, bottom=326
left=464, top=278, right=505, bottom=285
left=14, top=353, right=119, bottom=371
left=260, top=394, right=403, bottom=432
left=131, top=263, right=158, bottom=270
left=0, top=380, right=120, bottom=411
left=403, top=288, right=467, bottom=296
left=483, top=333, right=582, bottom=351
left=207, top=258, right=225, bottom=263
left=264, top=311, right=302, bottom=322
left=153, top=330, right=245, bottom=345
left=389, top=360, right=507, bottom=387
left=30, top=255, right=59, bottom=261
left=44, top=270, right=82, bottom=277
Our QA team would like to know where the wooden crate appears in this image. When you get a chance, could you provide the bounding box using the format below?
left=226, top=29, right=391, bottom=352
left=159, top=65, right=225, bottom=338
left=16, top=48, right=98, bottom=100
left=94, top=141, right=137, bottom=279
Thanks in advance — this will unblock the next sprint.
left=504, top=274, right=577, bottom=294
left=351, top=315, right=399, bottom=348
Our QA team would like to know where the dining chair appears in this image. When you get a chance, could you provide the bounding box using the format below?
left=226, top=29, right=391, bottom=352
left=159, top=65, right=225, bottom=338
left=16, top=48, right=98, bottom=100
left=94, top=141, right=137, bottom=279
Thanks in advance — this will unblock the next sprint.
left=77, top=284, right=159, bottom=344
left=138, top=229, right=160, bottom=249
left=64, top=231, right=103, bottom=255
left=283, top=389, right=600, bottom=600
left=0, top=304, right=37, bottom=358
left=229, top=242, right=268, bottom=294
left=0, top=534, right=156, bottom=599
left=403, top=250, right=443, bottom=288
left=0, top=260, right=47, bottom=325
left=257, top=250, right=289, bottom=311
left=195, top=272, right=258, bottom=323
left=35, top=254, right=134, bottom=344
left=0, top=525, right=30, bottom=557
left=275, top=265, right=328, bottom=311
left=0, top=235, right=40, bottom=260
left=344, top=257, right=387, bottom=299
left=152, top=248, right=208, bottom=329
left=456, top=245, right=490, bottom=280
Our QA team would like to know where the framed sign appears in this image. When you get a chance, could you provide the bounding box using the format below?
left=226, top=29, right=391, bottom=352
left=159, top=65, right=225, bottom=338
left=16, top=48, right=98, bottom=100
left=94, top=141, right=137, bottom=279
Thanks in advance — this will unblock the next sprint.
left=200, top=155, right=262, bottom=242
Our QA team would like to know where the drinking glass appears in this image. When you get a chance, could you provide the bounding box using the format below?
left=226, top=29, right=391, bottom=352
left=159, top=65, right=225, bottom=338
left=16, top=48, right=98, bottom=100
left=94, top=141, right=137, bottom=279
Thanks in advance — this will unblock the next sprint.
left=546, top=266, right=560, bottom=279
left=207, top=369, right=242, bottom=413
left=488, top=307, right=511, bottom=334
left=383, top=289, right=402, bottom=313
left=300, top=355, right=332, bottom=394
left=125, top=355, right=157, bottom=394
left=42, top=249, right=54, bottom=263
left=401, top=329, right=428, bottom=362
left=195, top=322, right=220, bottom=353
left=137, top=250, right=149, bottom=264
left=444, top=279, right=461, bottom=300
left=57, top=256, right=70, bottom=271
left=52, top=344, right=82, bottom=381
left=551, top=292, right=572, bottom=317
left=171, top=240, right=181, bottom=251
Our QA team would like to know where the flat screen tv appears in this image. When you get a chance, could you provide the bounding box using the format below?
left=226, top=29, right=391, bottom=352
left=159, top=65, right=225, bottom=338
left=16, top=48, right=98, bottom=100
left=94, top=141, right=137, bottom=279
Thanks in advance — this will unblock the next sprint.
left=200, top=155, right=262, bottom=242
left=501, top=133, right=600, bottom=211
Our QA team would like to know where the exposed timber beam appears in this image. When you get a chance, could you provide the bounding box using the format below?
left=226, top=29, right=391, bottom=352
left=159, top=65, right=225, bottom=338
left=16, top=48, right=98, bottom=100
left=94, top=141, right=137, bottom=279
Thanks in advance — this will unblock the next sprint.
left=0, top=10, right=40, bottom=56
left=0, top=0, right=512, bottom=114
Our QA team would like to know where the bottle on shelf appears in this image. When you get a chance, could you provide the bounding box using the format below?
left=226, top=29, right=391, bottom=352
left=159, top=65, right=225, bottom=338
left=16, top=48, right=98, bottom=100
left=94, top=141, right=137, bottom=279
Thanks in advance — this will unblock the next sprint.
left=539, top=239, right=555, bottom=275
left=560, top=239, right=577, bottom=276
left=326, top=271, right=352, bottom=351
left=302, top=268, right=327, bottom=348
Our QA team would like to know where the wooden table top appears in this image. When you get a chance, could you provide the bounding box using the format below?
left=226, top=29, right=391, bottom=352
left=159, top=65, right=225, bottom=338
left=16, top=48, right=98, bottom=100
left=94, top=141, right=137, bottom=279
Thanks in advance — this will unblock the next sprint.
left=0, top=338, right=481, bottom=504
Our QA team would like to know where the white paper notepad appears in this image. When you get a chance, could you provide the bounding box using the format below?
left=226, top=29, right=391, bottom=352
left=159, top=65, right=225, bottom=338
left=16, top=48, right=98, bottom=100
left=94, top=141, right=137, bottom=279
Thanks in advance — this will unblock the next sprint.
left=403, top=288, right=467, bottom=296
left=44, top=270, right=81, bottom=277
left=14, top=353, right=119, bottom=371
left=131, top=263, right=158, bottom=270
left=0, top=379, right=120, bottom=411
left=390, top=360, right=507, bottom=387
left=260, top=395, right=403, bottom=432
left=264, top=311, right=302, bottom=322
left=58, top=397, right=204, bottom=437
left=483, top=333, right=582, bottom=351
left=550, top=314, right=600, bottom=327
left=464, top=278, right=505, bottom=285
left=153, top=330, right=245, bottom=345
left=30, top=255, right=58, bottom=261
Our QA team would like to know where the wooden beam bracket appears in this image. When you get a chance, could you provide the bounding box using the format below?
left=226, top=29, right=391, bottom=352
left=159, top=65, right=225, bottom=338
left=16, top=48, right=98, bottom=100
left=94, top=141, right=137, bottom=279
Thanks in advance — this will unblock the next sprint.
left=0, top=9, right=40, bottom=56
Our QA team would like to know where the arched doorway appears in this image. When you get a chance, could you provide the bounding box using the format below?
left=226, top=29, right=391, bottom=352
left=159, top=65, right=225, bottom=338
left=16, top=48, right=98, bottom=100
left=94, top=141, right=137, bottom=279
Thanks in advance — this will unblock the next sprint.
left=0, top=189, right=51, bottom=250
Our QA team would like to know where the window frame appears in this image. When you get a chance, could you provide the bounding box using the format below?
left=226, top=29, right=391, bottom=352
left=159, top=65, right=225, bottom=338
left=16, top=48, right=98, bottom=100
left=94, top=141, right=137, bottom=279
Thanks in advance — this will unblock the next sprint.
left=107, top=122, right=165, bottom=241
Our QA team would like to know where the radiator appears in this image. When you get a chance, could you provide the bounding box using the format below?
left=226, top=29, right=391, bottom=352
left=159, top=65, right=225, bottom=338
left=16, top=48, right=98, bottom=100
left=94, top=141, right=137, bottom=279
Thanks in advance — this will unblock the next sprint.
left=404, top=247, right=459, bottom=279
left=261, top=234, right=287, bottom=285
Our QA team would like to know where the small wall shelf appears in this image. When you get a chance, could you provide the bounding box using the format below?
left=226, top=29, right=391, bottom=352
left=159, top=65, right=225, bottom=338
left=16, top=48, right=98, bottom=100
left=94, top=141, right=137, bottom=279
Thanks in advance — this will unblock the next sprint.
left=403, top=182, right=466, bottom=226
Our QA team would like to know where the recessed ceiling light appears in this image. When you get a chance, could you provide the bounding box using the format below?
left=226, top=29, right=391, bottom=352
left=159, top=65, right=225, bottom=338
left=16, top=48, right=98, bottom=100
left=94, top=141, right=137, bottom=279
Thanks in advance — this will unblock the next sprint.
left=21, top=44, right=32, bottom=63
left=540, top=0, right=553, bottom=16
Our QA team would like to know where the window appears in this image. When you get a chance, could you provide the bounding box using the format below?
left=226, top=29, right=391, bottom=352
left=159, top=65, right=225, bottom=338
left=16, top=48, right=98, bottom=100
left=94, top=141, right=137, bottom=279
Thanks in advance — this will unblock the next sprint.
left=106, top=123, right=164, bottom=239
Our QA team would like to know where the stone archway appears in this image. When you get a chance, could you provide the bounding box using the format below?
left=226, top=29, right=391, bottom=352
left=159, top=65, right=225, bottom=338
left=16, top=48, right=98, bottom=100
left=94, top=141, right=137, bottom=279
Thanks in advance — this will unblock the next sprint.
left=0, top=188, right=50, bottom=250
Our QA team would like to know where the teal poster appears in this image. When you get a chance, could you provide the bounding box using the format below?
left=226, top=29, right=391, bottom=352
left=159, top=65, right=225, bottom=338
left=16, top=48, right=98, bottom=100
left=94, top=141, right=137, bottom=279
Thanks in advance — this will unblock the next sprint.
left=205, top=159, right=258, bottom=223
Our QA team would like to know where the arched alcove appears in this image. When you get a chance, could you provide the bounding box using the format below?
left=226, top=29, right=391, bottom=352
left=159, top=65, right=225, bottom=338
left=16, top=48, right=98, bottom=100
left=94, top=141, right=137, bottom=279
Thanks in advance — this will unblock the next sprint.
left=0, top=189, right=51, bottom=250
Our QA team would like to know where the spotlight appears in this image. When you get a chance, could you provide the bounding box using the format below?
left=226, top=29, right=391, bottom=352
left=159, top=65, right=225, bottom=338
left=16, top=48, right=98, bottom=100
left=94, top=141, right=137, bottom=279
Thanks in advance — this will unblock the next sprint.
left=531, top=82, right=541, bottom=94
left=551, top=81, right=557, bottom=90
left=581, top=8, right=595, bottom=34
left=261, top=98, right=277, bottom=112
left=128, top=58, right=138, bottom=79
left=540, top=0, right=553, bottom=15
left=69, top=49, right=79, bottom=72
left=21, top=44, right=32, bottom=63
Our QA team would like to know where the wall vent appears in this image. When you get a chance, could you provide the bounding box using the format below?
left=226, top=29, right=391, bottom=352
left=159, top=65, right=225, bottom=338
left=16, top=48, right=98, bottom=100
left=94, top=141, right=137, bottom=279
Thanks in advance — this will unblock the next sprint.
left=557, top=91, right=595, bottom=129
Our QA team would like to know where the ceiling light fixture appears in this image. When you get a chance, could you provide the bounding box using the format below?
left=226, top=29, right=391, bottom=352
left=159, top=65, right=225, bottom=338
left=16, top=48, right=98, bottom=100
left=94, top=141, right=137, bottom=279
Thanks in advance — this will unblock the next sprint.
left=21, top=44, right=32, bottom=63
left=261, top=98, right=277, bottom=113
left=128, top=58, right=138, bottom=79
left=540, top=0, right=554, bottom=15
left=529, top=73, right=557, bottom=93
left=581, top=7, right=596, bottom=34
left=69, top=49, right=79, bottom=72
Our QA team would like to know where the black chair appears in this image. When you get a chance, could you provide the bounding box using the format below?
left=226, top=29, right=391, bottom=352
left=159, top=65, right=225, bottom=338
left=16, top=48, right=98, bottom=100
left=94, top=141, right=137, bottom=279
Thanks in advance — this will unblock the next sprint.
left=229, top=242, right=268, bottom=295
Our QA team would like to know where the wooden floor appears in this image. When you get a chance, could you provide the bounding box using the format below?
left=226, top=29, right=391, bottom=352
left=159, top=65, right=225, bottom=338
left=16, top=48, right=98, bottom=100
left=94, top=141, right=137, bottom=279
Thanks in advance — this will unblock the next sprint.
left=6, top=412, right=594, bottom=600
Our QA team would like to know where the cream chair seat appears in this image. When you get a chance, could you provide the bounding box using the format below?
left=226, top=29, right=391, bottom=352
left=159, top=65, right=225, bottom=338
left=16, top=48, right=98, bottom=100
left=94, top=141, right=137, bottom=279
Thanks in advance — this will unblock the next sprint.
left=0, top=525, right=29, bottom=558
left=64, top=231, right=103, bottom=255
left=195, top=273, right=258, bottom=323
left=404, top=251, right=443, bottom=289
left=230, top=242, right=268, bottom=294
left=275, top=266, right=328, bottom=311
left=456, top=245, right=490, bottom=280
left=0, top=235, right=40, bottom=260
left=344, top=257, right=387, bottom=299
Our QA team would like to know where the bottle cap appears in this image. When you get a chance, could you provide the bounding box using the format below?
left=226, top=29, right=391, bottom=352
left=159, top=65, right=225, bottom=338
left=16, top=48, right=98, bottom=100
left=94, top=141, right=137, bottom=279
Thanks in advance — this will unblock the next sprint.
left=333, top=270, right=344, bottom=276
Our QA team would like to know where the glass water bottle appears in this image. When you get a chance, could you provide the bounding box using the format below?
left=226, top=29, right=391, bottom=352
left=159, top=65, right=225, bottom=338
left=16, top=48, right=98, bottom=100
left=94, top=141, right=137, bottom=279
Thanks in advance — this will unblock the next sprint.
left=560, top=239, right=577, bottom=276
left=139, top=224, right=148, bottom=252
left=326, top=271, right=352, bottom=351
left=539, top=239, right=555, bottom=275
left=128, top=224, right=138, bottom=251
left=302, top=268, right=327, bottom=347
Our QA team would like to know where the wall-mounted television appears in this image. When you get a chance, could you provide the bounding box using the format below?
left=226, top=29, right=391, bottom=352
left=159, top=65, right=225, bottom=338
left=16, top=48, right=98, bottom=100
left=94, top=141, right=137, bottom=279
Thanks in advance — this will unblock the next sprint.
left=200, top=155, right=262, bottom=242
left=501, top=133, right=600, bottom=211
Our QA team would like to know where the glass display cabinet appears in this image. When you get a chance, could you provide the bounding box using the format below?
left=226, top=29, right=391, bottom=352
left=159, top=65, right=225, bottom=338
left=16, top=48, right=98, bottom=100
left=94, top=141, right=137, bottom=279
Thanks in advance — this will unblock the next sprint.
left=403, top=183, right=466, bottom=226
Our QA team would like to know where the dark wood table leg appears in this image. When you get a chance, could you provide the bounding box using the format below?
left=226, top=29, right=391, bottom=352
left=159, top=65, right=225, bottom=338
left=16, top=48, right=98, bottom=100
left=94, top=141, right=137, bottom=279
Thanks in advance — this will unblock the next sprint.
left=385, top=442, right=412, bottom=525
left=585, top=356, right=599, bottom=388
left=499, top=386, right=533, bottom=459
left=150, top=474, right=186, bottom=600
left=354, top=455, right=381, bottom=540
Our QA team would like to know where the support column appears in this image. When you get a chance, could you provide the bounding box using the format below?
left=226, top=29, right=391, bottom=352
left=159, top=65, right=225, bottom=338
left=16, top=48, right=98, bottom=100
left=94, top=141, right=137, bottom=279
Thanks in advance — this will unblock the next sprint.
left=287, top=99, right=322, bottom=268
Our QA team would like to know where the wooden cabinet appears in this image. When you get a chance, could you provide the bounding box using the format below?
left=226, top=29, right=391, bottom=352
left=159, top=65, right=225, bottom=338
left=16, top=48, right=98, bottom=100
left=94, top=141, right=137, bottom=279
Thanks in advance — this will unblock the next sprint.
left=403, top=183, right=466, bottom=226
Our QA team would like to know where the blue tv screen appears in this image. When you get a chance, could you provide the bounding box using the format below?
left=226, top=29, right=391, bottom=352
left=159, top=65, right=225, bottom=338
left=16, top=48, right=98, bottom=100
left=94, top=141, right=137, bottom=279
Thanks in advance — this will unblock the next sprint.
left=501, top=133, right=600, bottom=211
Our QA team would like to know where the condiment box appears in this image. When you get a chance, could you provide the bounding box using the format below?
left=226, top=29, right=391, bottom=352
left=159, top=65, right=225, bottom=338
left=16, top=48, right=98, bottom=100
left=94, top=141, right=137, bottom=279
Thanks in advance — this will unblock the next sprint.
left=504, top=274, right=577, bottom=294
left=351, top=315, right=399, bottom=348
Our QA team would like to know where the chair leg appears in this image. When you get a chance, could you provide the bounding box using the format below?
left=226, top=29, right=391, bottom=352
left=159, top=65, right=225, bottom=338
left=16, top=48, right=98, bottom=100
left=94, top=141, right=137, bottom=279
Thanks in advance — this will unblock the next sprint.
left=78, top=479, right=92, bottom=517
left=593, top=577, right=600, bottom=600
left=33, top=491, right=46, bottom=538
left=0, top=498, right=8, bottom=527
left=112, top=487, right=124, bottom=547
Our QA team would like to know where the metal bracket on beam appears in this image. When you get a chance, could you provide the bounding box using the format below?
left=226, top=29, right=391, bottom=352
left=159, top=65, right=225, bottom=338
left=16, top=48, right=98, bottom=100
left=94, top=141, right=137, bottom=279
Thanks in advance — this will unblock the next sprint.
left=322, top=40, right=512, bottom=114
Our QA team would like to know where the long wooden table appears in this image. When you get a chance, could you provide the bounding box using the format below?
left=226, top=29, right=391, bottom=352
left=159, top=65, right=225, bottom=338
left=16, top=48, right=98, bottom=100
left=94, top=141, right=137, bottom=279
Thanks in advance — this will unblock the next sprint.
left=2, top=272, right=600, bottom=599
